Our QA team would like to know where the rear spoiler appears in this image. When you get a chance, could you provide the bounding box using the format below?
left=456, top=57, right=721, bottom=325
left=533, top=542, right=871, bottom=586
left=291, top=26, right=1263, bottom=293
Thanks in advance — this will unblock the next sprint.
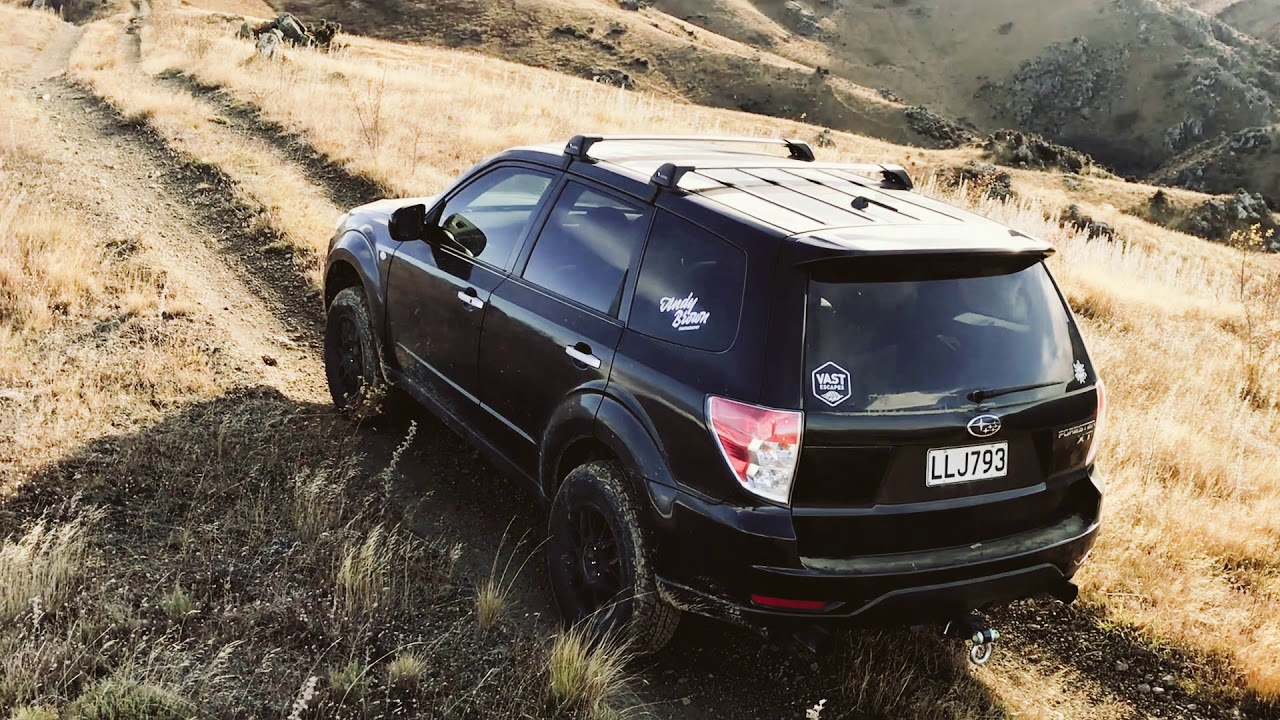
left=787, top=226, right=1054, bottom=267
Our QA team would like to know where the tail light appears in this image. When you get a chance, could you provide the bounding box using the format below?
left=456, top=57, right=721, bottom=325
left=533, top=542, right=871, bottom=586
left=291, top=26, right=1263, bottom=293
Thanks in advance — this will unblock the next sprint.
left=1085, top=378, right=1106, bottom=467
left=706, top=396, right=803, bottom=505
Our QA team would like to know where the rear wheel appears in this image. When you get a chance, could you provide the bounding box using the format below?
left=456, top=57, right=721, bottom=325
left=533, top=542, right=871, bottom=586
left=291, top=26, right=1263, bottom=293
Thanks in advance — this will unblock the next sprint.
left=547, top=461, right=680, bottom=654
left=324, top=286, right=390, bottom=414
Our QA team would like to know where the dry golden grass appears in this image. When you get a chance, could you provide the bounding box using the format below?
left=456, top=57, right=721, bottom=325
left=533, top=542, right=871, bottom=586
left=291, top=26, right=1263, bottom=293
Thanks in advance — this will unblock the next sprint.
left=0, top=516, right=95, bottom=625
left=546, top=628, right=632, bottom=719
left=8, top=0, right=1280, bottom=712
left=67, top=10, right=342, bottom=283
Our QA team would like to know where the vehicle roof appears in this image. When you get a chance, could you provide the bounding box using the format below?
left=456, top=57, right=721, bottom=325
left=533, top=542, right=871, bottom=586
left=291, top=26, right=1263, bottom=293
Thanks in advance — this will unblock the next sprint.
left=501, top=138, right=1052, bottom=257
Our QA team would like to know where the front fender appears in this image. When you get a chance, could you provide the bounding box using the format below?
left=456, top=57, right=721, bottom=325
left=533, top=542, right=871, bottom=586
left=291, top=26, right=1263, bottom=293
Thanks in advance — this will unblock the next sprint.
left=326, top=229, right=389, bottom=345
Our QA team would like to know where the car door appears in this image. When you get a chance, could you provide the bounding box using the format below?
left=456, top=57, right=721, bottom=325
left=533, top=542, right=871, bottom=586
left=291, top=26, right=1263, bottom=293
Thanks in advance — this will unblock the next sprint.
left=385, top=165, right=557, bottom=413
left=477, top=180, right=652, bottom=474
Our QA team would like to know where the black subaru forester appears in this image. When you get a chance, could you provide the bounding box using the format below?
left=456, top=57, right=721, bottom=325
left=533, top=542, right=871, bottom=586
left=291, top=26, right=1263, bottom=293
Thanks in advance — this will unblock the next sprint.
left=322, top=135, right=1105, bottom=653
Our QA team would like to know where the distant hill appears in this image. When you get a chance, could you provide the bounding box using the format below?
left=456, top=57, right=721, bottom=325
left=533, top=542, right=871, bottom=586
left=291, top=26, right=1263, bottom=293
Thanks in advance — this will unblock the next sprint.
left=1186, top=0, right=1280, bottom=44
left=275, top=0, right=1280, bottom=202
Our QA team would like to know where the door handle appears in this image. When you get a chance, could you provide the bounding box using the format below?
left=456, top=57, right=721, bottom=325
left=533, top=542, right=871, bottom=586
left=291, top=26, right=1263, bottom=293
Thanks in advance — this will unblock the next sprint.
left=565, top=343, right=601, bottom=369
left=456, top=289, right=484, bottom=310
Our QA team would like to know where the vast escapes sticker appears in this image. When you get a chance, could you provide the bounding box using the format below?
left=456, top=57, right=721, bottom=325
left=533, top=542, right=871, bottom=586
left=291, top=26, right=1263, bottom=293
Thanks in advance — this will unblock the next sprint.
left=812, top=362, right=851, bottom=407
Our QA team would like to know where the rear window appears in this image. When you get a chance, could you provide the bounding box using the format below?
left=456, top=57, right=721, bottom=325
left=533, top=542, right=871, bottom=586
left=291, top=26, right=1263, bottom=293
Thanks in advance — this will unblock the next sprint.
left=628, top=212, right=746, bottom=352
left=805, top=261, right=1076, bottom=412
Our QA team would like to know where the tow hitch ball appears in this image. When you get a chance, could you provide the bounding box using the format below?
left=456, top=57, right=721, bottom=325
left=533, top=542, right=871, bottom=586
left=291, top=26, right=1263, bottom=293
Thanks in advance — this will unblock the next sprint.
left=942, top=614, right=1000, bottom=665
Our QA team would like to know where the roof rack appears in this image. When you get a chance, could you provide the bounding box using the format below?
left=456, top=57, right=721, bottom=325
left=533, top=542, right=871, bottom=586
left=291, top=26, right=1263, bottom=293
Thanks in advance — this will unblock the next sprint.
left=564, top=134, right=817, bottom=163
left=650, top=161, right=914, bottom=192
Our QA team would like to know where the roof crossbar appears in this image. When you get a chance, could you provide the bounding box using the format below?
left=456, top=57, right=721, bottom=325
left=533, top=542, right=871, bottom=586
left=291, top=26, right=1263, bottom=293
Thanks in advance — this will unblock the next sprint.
left=564, top=134, right=817, bottom=163
left=650, top=162, right=914, bottom=192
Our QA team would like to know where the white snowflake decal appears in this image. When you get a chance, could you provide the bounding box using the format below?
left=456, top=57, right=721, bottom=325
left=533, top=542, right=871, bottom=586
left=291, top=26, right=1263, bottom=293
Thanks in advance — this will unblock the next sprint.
left=1073, top=361, right=1088, bottom=384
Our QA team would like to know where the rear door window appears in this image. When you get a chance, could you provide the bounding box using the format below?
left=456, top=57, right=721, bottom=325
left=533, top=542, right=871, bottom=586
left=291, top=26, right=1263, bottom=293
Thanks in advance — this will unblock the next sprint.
left=805, top=260, right=1077, bottom=412
left=628, top=211, right=746, bottom=352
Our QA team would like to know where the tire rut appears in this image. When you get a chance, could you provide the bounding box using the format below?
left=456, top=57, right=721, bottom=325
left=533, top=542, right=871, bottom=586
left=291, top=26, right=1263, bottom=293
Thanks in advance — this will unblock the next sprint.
left=156, top=69, right=388, bottom=209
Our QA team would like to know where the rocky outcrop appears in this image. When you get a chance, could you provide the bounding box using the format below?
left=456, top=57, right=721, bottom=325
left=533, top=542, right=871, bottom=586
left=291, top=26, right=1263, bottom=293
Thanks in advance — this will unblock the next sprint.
left=982, top=130, right=1095, bottom=174
left=944, top=161, right=1014, bottom=201
left=1182, top=189, right=1277, bottom=243
left=977, top=38, right=1126, bottom=139
left=246, top=13, right=342, bottom=49
left=904, top=106, right=976, bottom=149
left=781, top=1, right=822, bottom=36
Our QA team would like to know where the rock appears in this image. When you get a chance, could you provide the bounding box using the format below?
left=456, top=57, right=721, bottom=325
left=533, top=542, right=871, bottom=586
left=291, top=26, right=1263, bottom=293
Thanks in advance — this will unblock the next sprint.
left=944, top=161, right=1015, bottom=201
left=236, top=21, right=253, bottom=40
left=1181, top=189, right=1278, bottom=244
left=589, top=68, right=634, bottom=89
left=1138, top=683, right=1152, bottom=694
left=261, top=354, right=278, bottom=366
left=254, top=29, right=283, bottom=60
left=1114, top=660, right=1129, bottom=672
left=905, top=105, right=977, bottom=149
left=983, top=129, right=1094, bottom=173
left=1061, top=204, right=1117, bottom=240
left=1161, top=674, right=1175, bottom=685
left=877, top=87, right=902, bottom=103
left=1152, top=686, right=1165, bottom=695
left=618, top=0, right=652, bottom=9
left=782, top=0, right=822, bottom=36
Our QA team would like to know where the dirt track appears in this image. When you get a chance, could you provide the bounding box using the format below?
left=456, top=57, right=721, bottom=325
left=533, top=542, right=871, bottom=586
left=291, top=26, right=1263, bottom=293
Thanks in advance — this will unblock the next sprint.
left=12, top=10, right=1274, bottom=719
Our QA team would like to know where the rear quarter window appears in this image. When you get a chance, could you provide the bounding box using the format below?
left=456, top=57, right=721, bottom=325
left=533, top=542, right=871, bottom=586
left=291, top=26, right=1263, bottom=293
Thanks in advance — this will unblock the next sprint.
left=628, top=212, right=746, bottom=352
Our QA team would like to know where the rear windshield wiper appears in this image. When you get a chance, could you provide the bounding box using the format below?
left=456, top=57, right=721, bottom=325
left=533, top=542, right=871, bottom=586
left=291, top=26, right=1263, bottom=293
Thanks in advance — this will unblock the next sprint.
left=967, top=380, right=1062, bottom=404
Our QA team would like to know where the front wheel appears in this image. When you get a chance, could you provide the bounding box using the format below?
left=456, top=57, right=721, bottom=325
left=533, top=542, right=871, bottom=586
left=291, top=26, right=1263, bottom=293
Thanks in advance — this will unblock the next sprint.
left=547, top=461, right=680, bottom=654
left=324, top=286, right=389, bottom=413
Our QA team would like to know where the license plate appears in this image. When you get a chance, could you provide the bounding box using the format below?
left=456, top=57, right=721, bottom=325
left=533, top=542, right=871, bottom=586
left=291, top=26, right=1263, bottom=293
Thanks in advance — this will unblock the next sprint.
left=926, top=442, right=1008, bottom=486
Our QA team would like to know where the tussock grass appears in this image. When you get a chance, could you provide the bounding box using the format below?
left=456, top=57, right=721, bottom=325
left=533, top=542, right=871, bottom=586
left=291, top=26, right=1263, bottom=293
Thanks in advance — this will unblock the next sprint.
left=8, top=707, right=58, bottom=720
left=327, top=659, right=370, bottom=701
left=0, top=516, right=95, bottom=625
left=335, top=523, right=425, bottom=619
left=384, top=650, right=427, bottom=688
left=546, top=628, right=632, bottom=719
left=65, top=677, right=193, bottom=720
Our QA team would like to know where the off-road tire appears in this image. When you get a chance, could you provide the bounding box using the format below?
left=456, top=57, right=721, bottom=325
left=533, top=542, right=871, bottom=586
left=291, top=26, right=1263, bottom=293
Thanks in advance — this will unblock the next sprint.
left=324, top=286, right=391, bottom=414
left=547, top=461, right=680, bottom=654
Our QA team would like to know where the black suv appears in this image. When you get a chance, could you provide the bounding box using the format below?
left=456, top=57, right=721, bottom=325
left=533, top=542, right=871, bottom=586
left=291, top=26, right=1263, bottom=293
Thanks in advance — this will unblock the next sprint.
left=322, top=135, right=1105, bottom=652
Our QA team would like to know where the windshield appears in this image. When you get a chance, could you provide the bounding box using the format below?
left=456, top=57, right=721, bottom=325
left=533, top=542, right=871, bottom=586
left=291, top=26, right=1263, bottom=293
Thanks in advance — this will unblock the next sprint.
left=805, top=261, right=1075, bottom=412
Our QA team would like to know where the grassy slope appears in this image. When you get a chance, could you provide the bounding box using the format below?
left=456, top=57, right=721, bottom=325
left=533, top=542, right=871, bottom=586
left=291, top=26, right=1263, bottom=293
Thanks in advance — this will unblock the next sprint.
left=6, top=0, right=1280, bottom=715
left=0, top=5, right=627, bottom=719
left=94, top=2, right=1280, bottom=703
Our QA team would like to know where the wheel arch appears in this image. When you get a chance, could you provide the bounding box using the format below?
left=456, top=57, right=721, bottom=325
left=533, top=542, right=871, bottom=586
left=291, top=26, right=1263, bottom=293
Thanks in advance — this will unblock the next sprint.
left=325, top=230, right=389, bottom=347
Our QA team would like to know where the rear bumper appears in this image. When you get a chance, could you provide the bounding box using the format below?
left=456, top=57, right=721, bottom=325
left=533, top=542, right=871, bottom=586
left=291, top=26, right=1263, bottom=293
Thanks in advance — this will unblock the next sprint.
left=649, top=475, right=1100, bottom=627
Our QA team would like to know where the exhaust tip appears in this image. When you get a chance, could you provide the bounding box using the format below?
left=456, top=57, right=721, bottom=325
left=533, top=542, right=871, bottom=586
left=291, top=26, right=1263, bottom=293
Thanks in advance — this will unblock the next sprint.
left=1050, top=581, right=1079, bottom=605
left=791, top=624, right=832, bottom=654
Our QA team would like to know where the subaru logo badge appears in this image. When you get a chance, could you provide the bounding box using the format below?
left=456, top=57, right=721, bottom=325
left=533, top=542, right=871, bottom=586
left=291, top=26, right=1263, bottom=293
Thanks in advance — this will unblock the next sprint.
left=967, top=414, right=1001, bottom=438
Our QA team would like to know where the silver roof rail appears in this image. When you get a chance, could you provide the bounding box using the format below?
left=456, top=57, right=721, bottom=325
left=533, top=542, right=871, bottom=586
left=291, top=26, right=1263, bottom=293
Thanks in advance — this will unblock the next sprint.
left=564, top=134, right=817, bottom=163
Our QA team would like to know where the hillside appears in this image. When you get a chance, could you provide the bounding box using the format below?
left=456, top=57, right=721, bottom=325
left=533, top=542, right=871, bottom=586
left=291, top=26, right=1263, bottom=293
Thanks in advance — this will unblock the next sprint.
left=1188, top=0, right=1280, bottom=43
left=4, top=0, right=1280, bottom=718
left=255, top=0, right=943, bottom=148
left=272, top=0, right=1280, bottom=206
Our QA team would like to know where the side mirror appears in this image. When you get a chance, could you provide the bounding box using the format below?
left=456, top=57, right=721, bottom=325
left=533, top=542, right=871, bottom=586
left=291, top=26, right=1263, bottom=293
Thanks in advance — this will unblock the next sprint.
left=388, top=204, right=426, bottom=242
